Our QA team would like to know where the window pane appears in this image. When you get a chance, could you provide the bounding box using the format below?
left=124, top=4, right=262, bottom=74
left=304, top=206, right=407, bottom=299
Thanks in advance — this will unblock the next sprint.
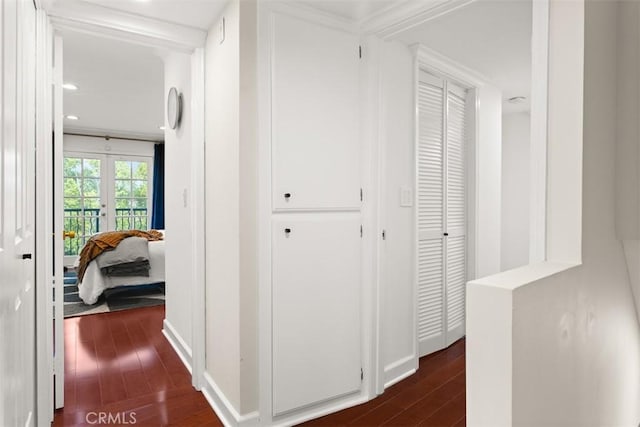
left=132, top=180, right=147, bottom=198
left=64, top=197, right=81, bottom=210
left=64, top=158, right=81, bottom=177
left=64, top=177, right=81, bottom=197
left=115, top=180, right=131, bottom=198
left=115, top=160, right=132, bottom=179
left=132, top=162, right=148, bottom=180
left=83, top=198, right=100, bottom=210
left=82, top=178, right=100, bottom=197
left=83, top=159, right=100, bottom=178
left=115, top=198, right=131, bottom=209
left=133, top=198, right=147, bottom=209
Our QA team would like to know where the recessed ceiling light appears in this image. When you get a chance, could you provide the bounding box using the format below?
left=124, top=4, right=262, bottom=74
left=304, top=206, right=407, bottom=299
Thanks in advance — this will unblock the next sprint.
left=66, top=115, right=79, bottom=120
left=159, top=126, right=166, bottom=130
left=508, top=96, right=527, bottom=104
left=62, top=83, right=78, bottom=91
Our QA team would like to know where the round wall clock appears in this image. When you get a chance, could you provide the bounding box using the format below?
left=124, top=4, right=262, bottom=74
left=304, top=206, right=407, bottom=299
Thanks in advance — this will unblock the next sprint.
left=167, top=87, right=183, bottom=130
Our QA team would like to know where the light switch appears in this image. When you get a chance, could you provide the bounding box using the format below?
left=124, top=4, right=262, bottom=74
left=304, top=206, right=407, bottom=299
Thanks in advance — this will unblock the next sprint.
left=400, top=186, right=413, bottom=207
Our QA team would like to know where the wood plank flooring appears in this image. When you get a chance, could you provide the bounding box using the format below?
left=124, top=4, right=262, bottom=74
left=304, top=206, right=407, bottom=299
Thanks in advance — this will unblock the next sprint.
left=53, top=306, right=222, bottom=427
left=54, top=306, right=465, bottom=426
left=301, top=339, right=466, bottom=427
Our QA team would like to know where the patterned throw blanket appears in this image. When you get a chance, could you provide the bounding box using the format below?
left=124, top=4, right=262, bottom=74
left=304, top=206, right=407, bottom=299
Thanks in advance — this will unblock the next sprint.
left=77, top=230, right=164, bottom=282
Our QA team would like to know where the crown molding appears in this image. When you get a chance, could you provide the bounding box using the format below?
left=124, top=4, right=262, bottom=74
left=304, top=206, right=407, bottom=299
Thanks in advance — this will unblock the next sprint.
left=413, top=43, right=492, bottom=88
left=361, top=0, right=477, bottom=39
left=41, top=0, right=206, bottom=51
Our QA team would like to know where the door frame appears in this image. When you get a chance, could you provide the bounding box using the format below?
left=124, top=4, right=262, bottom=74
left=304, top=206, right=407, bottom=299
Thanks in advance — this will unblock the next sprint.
left=34, top=2, right=208, bottom=423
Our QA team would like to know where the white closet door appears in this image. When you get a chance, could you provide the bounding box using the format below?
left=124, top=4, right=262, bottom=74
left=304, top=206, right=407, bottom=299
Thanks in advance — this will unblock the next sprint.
left=445, top=86, right=467, bottom=345
left=417, top=73, right=446, bottom=356
left=272, top=214, right=361, bottom=415
left=417, top=72, right=468, bottom=357
left=271, top=13, right=360, bottom=210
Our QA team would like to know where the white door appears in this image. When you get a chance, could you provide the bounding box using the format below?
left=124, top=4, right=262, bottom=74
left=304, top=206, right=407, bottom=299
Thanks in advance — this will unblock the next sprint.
left=272, top=215, right=362, bottom=415
left=1, top=0, right=37, bottom=425
left=270, top=11, right=362, bottom=415
left=417, top=71, right=468, bottom=357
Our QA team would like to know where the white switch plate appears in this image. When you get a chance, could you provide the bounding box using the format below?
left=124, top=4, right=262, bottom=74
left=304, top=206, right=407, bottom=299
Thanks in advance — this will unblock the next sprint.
left=400, top=186, right=413, bottom=207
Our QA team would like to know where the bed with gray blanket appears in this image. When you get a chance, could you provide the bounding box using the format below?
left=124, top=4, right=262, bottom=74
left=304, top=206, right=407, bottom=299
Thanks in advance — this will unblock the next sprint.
left=76, top=231, right=165, bottom=305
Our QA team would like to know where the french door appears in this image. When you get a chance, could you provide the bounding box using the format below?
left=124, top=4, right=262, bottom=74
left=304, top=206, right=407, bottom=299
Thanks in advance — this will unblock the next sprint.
left=417, top=70, right=469, bottom=357
left=62, top=151, right=152, bottom=264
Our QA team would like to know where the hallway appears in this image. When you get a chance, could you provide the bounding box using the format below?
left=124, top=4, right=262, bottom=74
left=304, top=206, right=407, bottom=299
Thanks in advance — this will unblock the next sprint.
left=53, top=305, right=465, bottom=426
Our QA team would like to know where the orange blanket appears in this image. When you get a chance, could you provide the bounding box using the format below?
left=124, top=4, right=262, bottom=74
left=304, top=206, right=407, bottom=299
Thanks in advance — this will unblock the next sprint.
left=77, top=230, right=164, bottom=282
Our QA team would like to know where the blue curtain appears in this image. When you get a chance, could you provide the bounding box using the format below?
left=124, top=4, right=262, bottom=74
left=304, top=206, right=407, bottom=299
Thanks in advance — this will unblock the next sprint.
left=151, top=144, right=165, bottom=229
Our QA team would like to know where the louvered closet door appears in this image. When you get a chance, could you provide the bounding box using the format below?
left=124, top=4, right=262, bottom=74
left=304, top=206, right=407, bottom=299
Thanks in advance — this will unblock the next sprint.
left=445, top=86, right=467, bottom=346
left=417, top=71, right=468, bottom=357
left=417, top=73, right=446, bottom=356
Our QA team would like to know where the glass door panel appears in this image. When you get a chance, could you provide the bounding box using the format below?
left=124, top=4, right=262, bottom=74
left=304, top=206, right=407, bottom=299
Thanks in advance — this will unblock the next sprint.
left=112, top=158, right=151, bottom=231
left=62, top=155, right=106, bottom=265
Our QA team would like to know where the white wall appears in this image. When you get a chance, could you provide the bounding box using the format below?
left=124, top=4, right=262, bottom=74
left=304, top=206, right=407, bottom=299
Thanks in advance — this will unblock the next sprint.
left=204, top=0, right=258, bottom=416
left=501, top=113, right=530, bottom=271
left=468, top=2, right=640, bottom=425
left=379, top=40, right=417, bottom=384
left=616, top=1, right=640, bottom=316
left=163, top=51, right=194, bottom=362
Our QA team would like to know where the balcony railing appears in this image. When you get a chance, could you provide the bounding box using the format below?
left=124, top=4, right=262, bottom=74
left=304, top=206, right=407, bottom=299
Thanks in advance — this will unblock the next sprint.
left=63, top=207, right=148, bottom=255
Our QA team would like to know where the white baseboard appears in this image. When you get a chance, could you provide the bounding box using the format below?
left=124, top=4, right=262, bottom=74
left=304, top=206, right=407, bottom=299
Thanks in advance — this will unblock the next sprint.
left=384, top=354, right=417, bottom=389
left=162, top=319, right=193, bottom=374
left=201, top=372, right=260, bottom=427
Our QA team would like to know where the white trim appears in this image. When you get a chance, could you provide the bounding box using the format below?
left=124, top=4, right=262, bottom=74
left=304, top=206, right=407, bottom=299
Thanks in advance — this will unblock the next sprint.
left=34, top=8, right=54, bottom=426
left=361, top=0, right=476, bottom=39
left=189, top=47, right=206, bottom=391
left=383, top=355, right=417, bottom=388
left=53, top=34, right=65, bottom=410
left=413, top=44, right=493, bottom=89
left=201, top=372, right=260, bottom=427
left=529, top=0, right=550, bottom=264
left=40, top=0, right=206, bottom=51
left=162, top=319, right=193, bottom=374
left=257, top=2, right=274, bottom=423
left=63, top=134, right=155, bottom=157
left=64, top=127, right=163, bottom=142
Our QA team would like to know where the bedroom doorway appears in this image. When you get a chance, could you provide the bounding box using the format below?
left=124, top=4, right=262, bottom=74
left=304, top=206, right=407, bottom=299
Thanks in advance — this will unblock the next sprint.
left=39, top=15, right=207, bottom=418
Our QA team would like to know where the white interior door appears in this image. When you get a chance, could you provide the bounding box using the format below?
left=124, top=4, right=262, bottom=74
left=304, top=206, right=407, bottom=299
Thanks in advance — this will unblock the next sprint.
left=417, top=71, right=468, bottom=357
left=1, top=0, right=37, bottom=425
left=272, top=214, right=362, bottom=415
left=271, top=12, right=360, bottom=211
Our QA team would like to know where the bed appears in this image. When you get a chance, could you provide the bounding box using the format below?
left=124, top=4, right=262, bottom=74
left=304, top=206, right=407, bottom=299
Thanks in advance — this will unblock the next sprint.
left=76, top=231, right=165, bottom=305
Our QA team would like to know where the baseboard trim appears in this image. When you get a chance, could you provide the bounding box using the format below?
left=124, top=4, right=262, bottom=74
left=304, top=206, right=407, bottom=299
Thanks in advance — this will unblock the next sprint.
left=201, top=372, right=260, bottom=427
left=384, top=355, right=417, bottom=389
left=162, top=319, right=193, bottom=374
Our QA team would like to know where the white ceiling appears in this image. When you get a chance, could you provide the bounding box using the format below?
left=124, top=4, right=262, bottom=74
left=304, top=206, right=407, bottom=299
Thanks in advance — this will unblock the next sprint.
left=82, top=0, right=227, bottom=30
left=63, top=30, right=165, bottom=139
left=393, top=0, right=532, bottom=114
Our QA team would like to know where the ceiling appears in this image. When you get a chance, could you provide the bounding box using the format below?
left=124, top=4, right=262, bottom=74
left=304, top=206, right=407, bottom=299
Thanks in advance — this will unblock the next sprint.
left=82, top=0, right=227, bottom=30
left=393, top=0, right=532, bottom=113
left=63, top=30, right=165, bottom=139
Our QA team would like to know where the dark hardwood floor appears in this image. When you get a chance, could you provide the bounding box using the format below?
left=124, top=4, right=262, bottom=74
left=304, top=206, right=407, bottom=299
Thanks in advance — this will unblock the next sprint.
left=53, top=306, right=222, bottom=427
left=54, top=306, right=465, bottom=426
left=301, top=339, right=466, bottom=427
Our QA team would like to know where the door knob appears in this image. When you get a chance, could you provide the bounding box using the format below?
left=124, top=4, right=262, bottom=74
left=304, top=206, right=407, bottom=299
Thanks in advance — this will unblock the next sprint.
left=62, top=230, right=76, bottom=240
left=284, top=228, right=291, bottom=236
left=21, top=254, right=32, bottom=260
left=284, top=193, right=291, bottom=200
left=443, top=232, right=449, bottom=237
